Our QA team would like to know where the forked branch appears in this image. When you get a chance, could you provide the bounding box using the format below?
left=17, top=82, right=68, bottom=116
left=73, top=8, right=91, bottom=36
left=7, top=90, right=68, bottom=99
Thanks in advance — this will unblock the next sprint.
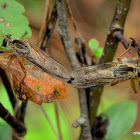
left=56, top=0, right=93, bottom=139
left=89, top=0, right=132, bottom=128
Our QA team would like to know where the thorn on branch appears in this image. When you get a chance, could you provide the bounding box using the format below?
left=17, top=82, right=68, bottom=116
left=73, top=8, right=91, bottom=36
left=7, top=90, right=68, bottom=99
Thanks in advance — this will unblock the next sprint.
left=113, top=31, right=140, bottom=58
left=110, top=28, right=123, bottom=43
left=113, top=31, right=130, bottom=49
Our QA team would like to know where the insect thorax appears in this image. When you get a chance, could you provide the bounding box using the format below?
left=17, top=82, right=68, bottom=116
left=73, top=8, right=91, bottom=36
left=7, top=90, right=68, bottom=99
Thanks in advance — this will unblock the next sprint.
left=114, top=64, right=137, bottom=78
left=10, top=39, right=30, bottom=55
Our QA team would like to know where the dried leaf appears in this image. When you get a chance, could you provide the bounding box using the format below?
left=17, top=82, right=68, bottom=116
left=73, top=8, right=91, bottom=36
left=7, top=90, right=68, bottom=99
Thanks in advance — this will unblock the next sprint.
left=0, top=56, right=67, bottom=104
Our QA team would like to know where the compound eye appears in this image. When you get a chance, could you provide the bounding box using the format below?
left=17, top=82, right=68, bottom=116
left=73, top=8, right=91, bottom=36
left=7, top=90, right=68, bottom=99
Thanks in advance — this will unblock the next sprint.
left=2, top=34, right=12, bottom=47
left=16, top=44, right=24, bottom=51
left=2, top=38, right=7, bottom=47
left=7, top=34, right=12, bottom=38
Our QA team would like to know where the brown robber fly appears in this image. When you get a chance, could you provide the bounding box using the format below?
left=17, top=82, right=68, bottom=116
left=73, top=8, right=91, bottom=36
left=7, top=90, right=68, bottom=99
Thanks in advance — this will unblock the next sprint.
left=70, top=62, right=140, bottom=91
left=0, top=34, right=72, bottom=98
left=70, top=38, right=140, bottom=93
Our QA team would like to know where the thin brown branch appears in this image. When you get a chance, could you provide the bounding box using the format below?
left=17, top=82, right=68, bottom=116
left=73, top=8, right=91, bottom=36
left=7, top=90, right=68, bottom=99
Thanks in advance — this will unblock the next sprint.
left=54, top=100, right=63, bottom=140
left=113, top=31, right=130, bottom=50
left=56, top=0, right=79, bottom=69
left=16, top=102, right=28, bottom=123
left=0, top=103, right=26, bottom=138
left=0, top=67, right=17, bottom=109
left=36, top=0, right=50, bottom=47
left=0, top=65, right=28, bottom=140
left=89, top=0, right=132, bottom=128
left=40, top=4, right=58, bottom=51
left=65, top=0, right=90, bottom=66
left=40, top=104, right=61, bottom=140
left=72, top=117, right=86, bottom=128
left=56, top=0, right=93, bottom=139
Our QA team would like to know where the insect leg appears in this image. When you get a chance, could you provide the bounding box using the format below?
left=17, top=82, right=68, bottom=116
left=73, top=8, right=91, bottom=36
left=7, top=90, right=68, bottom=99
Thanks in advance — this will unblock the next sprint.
left=111, top=81, right=118, bottom=86
left=20, top=31, right=28, bottom=39
left=118, top=43, right=132, bottom=62
left=0, top=52, right=12, bottom=69
left=130, top=78, right=137, bottom=93
left=18, top=60, right=27, bottom=99
left=118, top=48, right=132, bottom=61
left=0, top=52, right=11, bottom=57
left=4, top=55, right=16, bottom=69
left=0, top=34, right=7, bottom=38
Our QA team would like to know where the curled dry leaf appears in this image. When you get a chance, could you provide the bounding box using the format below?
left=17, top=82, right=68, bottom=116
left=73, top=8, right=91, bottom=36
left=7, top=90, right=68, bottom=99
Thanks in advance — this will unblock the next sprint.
left=0, top=56, right=67, bottom=104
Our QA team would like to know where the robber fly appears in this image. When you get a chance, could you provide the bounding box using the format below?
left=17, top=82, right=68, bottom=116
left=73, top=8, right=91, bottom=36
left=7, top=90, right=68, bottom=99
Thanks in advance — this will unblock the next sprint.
left=70, top=38, right=140, bottom=93
left=70, top=61, right=140, bottom=92
left=0, top=34, right=72, bottom=98
left=0, top=34, right=72, bottom=81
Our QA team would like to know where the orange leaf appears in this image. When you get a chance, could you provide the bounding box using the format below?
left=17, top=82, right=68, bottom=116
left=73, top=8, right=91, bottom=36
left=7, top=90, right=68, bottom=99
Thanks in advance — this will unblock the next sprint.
left=0, top=56, right=67, bottom=104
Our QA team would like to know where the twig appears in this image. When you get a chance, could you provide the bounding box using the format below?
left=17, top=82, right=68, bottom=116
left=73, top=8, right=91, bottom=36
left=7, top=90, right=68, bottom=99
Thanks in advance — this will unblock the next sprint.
left=56, top=0, right=93, bottom=139
left=89, top=0, right=132, bottom=127
left=36, top=0, right=50, bottom=47
left=65, top=0, right=89, bottom=65
left=72, top=117, right=86, bottom=128
left=40, top=4, right=58, bottom=51
left=0, top=68, right=28, bottom=140
left=40, top=104, right=61, bottom=140
left=0, top=67, right=17, bottom=109
left=113, top=31, right=130, bottom=50
left=56, top=0, right=79, bottom=69
left=16, top=102, right=28, bottom=123
left=0, top=103, right=26, bottom=137
left=54, top=100, right=63, bottom=140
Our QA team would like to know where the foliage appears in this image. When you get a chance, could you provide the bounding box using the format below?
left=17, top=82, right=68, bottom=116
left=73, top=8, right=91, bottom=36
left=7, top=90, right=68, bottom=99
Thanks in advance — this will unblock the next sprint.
left=0, top=0, right=32, bottom=45
left=88, top=38, right=103, bottom=58
left=25, top=102, right=72, bottom=140
left=103, top=101, right=137, bottom=140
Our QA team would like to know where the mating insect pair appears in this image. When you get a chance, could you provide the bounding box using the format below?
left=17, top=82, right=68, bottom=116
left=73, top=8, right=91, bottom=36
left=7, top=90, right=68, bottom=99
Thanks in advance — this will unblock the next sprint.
left=0, top=34, right=140, bottom=101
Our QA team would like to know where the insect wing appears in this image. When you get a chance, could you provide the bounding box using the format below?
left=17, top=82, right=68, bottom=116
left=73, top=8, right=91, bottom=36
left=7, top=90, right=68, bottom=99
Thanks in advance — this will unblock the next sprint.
left=71, top=62, right=118, bottom=88
left=71, top=62, right=117, bottom=78
left=21, top=44, right=72, bottom=82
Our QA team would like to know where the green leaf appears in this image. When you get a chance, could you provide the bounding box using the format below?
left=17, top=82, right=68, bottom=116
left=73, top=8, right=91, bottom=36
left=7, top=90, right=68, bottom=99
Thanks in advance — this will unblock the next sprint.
left=0, top=0, right=32, bottom=45
left=94, top=47, right=103, bottom=58
left=97, top=98, right=115, bottom=115
left=0, top=124, right=10, bottom=140
left=88, top=38, right=99, bottom=52
left=0, top=46, right=10, bottom=50
left=105, top=101, right=137, bottom=139
left=25, top=102, right=72, bottom=140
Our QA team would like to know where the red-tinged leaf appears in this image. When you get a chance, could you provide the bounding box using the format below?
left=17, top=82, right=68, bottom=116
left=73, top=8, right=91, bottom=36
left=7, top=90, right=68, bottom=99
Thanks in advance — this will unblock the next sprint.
left=0, top=56, right=67, bottom=104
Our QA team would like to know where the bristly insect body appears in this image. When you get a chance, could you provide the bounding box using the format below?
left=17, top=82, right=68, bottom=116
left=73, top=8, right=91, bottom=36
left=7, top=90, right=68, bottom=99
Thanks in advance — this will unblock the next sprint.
left=70, top=62, right=139, bottom=89
left=0, top=34, right=72, bottom=82
left=2, top=34, right=30, bottom=55
left=0, top=34, right=73, bottom=100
